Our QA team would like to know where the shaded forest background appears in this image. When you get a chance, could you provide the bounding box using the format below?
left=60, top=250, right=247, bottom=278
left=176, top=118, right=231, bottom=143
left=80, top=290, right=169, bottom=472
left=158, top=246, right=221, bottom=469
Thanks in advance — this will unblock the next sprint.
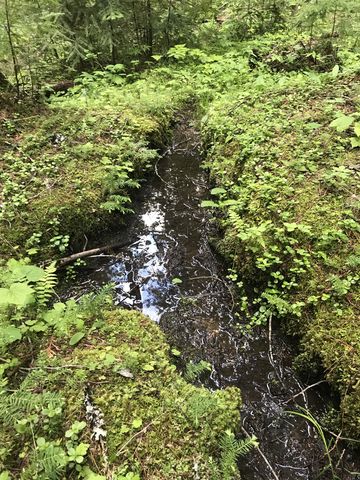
left=1, top=0, right=360, bottom=97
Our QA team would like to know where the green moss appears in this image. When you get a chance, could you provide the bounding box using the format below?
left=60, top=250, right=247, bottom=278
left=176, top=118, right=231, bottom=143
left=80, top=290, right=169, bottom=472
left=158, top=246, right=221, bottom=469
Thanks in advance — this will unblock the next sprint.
left=0, top=74, right=187, bottom=260
left=202, top=71, right=360, bottom=436
left=2, top=307, right=241, bottom=479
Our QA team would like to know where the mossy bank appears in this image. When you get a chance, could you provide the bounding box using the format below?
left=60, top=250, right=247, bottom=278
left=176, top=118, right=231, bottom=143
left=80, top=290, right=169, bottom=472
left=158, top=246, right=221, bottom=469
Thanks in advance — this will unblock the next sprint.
left=201, top=66, right=360, bottom=437
left=0, top=271, right=242, bottom=479
left=0, top=70, right=191, bottom=260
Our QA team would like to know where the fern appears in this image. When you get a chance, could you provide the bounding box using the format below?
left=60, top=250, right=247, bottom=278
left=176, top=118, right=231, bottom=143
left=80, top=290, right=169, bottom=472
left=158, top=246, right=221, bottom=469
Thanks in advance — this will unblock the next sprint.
left=0, top=389, right=62, bottom=426
left=23, top=440, right=67, bottom=480
left=36, top=262, right=57, bottom=308
left=186, top=391, right=217, bottom=428
left=184, top=360, right=211, bottom=382
left=219, top=431, right=258, bottom=480
left=101, top=194, right=134, bottom=213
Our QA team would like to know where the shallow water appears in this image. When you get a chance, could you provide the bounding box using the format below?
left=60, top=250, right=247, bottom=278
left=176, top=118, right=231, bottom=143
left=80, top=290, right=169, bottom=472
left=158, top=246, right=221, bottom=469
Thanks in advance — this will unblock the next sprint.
left=71, top=119, right=360, bottom=479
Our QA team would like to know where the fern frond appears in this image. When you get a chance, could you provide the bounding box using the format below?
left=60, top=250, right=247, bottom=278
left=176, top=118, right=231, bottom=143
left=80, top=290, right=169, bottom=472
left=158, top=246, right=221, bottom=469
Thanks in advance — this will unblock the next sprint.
left=37, top=444, right=67, bottom=480
left=36, top=262, right=57, bottom=308
left=184, top=360, right=211, bottom=382
left=0, top=390, right=62, bottom=426
left=219, top=431, right=258, bottom=480
left=235, top=436, right=259, bottom=456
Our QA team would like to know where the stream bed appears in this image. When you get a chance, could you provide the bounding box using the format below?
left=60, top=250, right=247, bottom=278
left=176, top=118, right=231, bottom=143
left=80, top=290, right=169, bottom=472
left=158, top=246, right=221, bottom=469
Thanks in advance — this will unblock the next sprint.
left=71, top=119, right=359, bottom=479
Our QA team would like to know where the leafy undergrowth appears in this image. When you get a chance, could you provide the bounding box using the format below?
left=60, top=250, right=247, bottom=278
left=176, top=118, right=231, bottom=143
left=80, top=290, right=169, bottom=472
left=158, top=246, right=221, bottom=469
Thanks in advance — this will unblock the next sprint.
left=201, top=66, right=360, bottom=436
left=0, top=69, right=190, bottom=260
left=0, top=261, right=244, bottom=479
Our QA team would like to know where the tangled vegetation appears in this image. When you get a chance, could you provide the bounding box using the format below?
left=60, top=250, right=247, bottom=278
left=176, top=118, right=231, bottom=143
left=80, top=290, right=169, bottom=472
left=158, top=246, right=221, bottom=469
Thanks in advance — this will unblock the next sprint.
left=1, top=0, right=360, bottom=478
left=201, top=63, right=360, bottom=436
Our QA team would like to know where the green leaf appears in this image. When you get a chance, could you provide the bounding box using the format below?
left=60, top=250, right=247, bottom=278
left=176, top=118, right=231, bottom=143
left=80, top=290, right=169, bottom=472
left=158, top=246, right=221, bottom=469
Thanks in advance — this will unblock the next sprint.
left=26, top=248, right=39, bottom=256
left=330, top=115, right=354, bottom=133
left=69, top=331, right=85, bottom=346
left=220, top=199, right=238, bottom=206
left=0, top=472, right=10, bottom=480
left=6, top=261, right=43, bottom=281
left=36, top=437, right=46, bottom=447
left=152, top=55, right=162, bottom=61
left=142, top=364, right=155, bottom=372
left=354, top=123, right=360, bottom=137
left=82, top=467, right=106, bottom=480
left=171, top=348, right=181, bottom=357
left=351, top=137, right=360, bottom=148
left=2, top=326, right=22, bottom=344
left=306, top=122, right=322, bottom=130
left=75, top=443, right=89, bottom=456
left=132, top=418, right=143, bottom=429
left=0, top=283, right=35, bottom=307
left=210, top=187, right=226, bottom=196
left=284, top=222, right=298, bottom=232
left=331, top=64, right=339, bottom=78
left=200, top=200, right=218, bottom=208
left=171, top=277, right=182, bottom=285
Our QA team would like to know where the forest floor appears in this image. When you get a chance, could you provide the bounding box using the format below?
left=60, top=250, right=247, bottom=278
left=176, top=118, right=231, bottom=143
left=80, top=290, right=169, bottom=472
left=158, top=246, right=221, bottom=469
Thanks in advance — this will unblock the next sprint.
left=0, top=34, right=359, bottom=479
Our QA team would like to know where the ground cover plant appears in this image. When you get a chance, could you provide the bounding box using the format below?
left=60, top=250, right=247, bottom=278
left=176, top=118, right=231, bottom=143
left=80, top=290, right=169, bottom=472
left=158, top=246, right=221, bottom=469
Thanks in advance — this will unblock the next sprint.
left=1, top=0, right=360, bottom=478
left=0, top=68, right=190, bottom=259
left=201, top=57, right=360, bottom=437
left=0, top=260, right=252, bottom=479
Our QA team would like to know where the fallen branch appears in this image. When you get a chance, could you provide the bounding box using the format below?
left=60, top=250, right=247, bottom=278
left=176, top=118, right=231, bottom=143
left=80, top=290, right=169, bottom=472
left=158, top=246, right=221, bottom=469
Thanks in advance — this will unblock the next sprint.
left=58, top=239, right=135, bottom=267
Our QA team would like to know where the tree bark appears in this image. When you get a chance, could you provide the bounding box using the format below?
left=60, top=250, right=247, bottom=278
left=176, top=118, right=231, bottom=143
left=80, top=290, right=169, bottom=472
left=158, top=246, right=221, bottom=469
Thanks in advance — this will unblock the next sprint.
left=4, top=0, right=20, bottom=97
left=146, top=0, right=153, bottom=58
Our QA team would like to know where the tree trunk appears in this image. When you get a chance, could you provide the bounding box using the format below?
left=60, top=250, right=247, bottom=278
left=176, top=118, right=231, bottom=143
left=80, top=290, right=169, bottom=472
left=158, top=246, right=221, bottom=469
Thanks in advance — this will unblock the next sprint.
left=4, top=0, right=20, bottom=97
left=166, top=0, right=173, bottom=49
left=146, top=0, right=153, bottom=58
left=109, top=19, right=117, bottom=64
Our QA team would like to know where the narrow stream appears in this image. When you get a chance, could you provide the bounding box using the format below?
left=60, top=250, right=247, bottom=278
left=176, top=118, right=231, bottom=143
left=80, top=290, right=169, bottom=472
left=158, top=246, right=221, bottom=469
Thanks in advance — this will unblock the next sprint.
left=71, top=118, right=359, bottom=479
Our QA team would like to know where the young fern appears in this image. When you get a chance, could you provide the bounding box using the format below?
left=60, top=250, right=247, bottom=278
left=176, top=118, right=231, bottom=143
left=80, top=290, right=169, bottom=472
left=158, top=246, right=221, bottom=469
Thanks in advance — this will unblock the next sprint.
left=219, top=430, right=258, bottom=480
left=0, top=390, right=62, bottom=426
left=24, top=440, right=67, bottom=480
left=36, top=262, right=57, bottom=308
left=184, top=360, right=211, bottom=382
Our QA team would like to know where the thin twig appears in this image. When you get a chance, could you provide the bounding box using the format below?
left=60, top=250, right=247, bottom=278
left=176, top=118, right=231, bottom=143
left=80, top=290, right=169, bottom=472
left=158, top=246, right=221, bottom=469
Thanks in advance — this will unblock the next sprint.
left=188, top=275, right=235, bottom=311
left=322, top=428, right=360, bottom=444
left=241, top=426, right=280, bottom=480
left=284, top=380, right=326, bottom=404
left=20, top=364, right=84, bottom=371
left=83, top=234, right=88, bottom=252
left=268, top=314, right=274, bottom=367
left=116, top=422, right=154, bottom=456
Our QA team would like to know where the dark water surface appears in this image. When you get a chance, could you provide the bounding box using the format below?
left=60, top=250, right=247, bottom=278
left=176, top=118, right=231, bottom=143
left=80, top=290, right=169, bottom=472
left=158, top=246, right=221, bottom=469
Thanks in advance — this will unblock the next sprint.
left=72, top=120, right=359, bottom=479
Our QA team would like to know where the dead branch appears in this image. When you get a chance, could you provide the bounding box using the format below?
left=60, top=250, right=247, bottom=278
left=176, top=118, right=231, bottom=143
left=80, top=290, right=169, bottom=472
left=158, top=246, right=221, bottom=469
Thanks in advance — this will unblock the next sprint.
left=58, top=239, right=135, bottom=268
left=284, top=380, right=326, bottom=404
left=116, top=421, right=154, bottom=456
